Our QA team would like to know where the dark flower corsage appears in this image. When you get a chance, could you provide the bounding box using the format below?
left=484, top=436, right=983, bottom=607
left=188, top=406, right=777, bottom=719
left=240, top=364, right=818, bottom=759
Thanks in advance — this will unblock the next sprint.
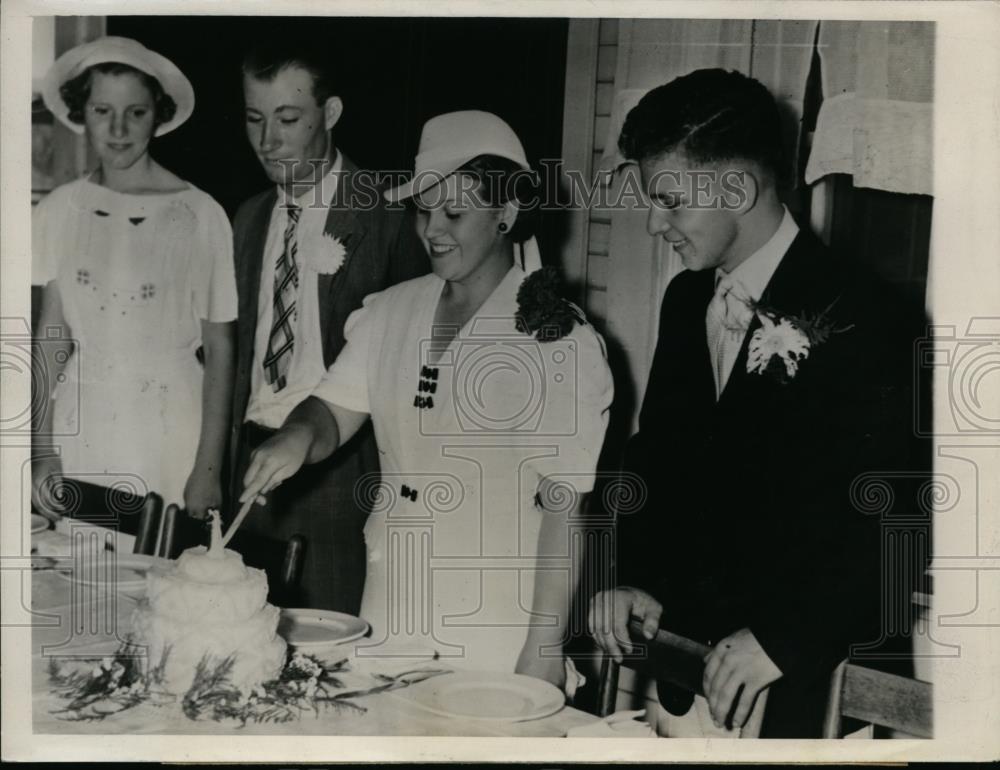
left=745, top=296, right=854, bottom=384
left=515, top=266, right=584, bottom=342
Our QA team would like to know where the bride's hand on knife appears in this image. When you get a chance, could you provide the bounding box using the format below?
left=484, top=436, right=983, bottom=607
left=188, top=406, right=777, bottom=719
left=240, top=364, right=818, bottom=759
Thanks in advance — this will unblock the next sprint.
left=240, top=424, right=312, bottom=503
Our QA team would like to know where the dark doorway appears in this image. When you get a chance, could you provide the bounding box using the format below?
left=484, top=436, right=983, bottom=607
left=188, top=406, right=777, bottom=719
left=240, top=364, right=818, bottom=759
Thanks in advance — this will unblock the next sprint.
left=106, top=16, right=568, bottom=254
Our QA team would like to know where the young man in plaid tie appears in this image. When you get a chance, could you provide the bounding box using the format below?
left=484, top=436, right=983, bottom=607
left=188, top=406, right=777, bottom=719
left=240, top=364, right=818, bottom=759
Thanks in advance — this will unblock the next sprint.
left=229, top=41, right=428, bottom=614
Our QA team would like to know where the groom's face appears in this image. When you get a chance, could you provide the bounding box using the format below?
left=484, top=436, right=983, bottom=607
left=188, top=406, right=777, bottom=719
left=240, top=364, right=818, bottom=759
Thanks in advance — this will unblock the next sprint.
left=639, top=151, right=747, bottom=273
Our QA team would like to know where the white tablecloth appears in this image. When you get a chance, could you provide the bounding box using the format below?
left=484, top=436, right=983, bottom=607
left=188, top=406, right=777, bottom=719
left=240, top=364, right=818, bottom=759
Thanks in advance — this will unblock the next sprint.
left=29, top=530, right=598, bottom=737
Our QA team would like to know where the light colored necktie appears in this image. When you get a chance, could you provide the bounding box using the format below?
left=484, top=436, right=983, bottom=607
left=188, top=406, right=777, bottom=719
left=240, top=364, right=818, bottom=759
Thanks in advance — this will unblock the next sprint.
left=263, top=204, right=301, bottom=392
left=705, top=273, right=748, bottom=398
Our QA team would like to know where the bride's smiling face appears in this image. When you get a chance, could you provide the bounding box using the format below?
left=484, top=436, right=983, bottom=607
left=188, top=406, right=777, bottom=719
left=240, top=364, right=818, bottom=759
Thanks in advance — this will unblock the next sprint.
left=413, top=173, right=507, bottom=283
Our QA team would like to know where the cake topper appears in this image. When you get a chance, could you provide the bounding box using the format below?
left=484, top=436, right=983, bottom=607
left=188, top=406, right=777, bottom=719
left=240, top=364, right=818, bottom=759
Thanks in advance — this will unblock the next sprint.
left=207, top=508, right=224, bottom=558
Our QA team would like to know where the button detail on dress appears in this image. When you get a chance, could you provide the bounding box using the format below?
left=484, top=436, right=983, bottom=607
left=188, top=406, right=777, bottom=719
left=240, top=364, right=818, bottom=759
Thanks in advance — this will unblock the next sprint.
left=400, top=484, right=418, bottom=502
left=413, top=365, right=440, bottom=409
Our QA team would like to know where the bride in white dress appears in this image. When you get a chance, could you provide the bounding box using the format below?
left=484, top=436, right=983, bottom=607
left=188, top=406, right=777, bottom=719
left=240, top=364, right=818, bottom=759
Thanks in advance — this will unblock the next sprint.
left=241, top=111, right=612, bottom=689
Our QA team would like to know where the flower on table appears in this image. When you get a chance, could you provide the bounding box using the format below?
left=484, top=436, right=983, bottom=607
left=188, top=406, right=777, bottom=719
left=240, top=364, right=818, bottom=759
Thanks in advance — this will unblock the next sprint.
left=289, top=651, right=323, bottom=677
left=110, top=682, right=141, bottom=697
left=49, top=645, right=423, bottom=724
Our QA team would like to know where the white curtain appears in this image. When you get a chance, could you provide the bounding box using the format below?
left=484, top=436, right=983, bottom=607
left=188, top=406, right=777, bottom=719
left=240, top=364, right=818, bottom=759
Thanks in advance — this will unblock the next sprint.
left=805, top=21, right=934, bottom=196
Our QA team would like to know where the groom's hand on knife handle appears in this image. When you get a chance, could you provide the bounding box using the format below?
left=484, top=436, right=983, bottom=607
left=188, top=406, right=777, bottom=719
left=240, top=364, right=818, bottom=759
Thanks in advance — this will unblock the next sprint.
left=702, top=627, right=782, bottom=729
left=588, top=587, right=663, bottom=663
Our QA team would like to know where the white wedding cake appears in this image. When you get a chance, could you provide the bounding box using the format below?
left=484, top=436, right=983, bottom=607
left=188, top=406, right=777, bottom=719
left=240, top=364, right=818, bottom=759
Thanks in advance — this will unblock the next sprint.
left=130, top=513, right=287, bottom=694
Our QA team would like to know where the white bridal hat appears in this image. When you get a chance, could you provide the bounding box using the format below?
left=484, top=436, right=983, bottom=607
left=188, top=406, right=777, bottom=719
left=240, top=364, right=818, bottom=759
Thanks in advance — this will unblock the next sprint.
left=385, top=110, right=531, bottom=203
left=42, top=36, right=195, bottom=137
left=386, top=110, right=541, bottom=273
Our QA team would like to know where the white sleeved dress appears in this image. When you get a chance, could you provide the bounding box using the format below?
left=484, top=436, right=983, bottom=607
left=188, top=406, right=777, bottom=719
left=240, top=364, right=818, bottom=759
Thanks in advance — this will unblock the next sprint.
left=313, top=264, right=613, bottom=672
left=32, top=177, right=237, bottom=506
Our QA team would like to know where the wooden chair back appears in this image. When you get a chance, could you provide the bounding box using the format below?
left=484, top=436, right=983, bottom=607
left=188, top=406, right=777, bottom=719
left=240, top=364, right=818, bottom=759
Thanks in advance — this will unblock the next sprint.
left=823, top=660, right=932, bottom=738
left=132, top=492, right=164, bottom=555
left=45, top=478, right=164, bottom=554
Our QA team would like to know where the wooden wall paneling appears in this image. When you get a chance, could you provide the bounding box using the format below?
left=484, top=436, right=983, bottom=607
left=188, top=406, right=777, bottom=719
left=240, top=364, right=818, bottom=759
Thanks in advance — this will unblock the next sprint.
left=560, top=19, right=600, bottom=305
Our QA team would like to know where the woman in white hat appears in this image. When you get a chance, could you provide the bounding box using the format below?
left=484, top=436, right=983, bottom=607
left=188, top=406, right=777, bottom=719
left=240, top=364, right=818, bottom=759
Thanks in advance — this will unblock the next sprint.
left=32, top=37, right=236, bottom=519
left=241, top=111, right=613, bottom=690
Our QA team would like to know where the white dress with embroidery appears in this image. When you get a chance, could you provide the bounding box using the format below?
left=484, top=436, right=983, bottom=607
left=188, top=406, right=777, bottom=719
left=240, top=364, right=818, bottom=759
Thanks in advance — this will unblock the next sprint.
left=32, top=177, right=237, bottom=506
left=313, top=265, right=613, bottom=672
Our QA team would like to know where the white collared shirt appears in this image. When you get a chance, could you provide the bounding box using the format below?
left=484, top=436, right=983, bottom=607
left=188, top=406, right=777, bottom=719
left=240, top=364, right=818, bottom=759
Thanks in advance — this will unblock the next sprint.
left=245, top=153, right=344, bottom=428
left=711, top=206, right=799, bottom=393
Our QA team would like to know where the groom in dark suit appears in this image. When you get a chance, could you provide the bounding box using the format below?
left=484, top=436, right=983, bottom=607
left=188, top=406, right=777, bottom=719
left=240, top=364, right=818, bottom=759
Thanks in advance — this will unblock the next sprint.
left=230, top=42, right=427, bottom=613
left=589, top=69, right=921, bottom=736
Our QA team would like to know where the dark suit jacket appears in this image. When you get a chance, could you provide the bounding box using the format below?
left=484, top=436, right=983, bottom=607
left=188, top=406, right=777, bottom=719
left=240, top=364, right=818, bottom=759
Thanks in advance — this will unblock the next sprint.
left=230, top=154, right=428, bottom=611
left=617, top=227, right=922, bottom=736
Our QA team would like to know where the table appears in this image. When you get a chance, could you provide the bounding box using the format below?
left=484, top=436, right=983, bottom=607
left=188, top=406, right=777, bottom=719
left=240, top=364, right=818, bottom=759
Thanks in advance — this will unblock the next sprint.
left=29, top=530, right=599, bottom=737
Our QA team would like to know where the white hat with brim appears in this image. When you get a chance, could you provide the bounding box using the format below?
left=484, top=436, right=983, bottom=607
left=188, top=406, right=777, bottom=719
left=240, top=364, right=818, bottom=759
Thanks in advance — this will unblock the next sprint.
left=385, top=110, right=531, bottom=203
left=41, top=36, right=194, bottom=138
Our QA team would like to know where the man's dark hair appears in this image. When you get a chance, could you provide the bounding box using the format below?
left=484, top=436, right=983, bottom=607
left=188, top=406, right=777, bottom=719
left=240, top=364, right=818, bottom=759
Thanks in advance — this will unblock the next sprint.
left=241, top=41, right=338, bottom=106
left=60, top=62, right=177, bottom=128
left=618, top=68, right=786, bottom=183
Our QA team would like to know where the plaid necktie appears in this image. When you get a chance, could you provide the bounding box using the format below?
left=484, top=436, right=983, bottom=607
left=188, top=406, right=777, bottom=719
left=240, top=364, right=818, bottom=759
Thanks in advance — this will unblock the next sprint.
left=263, top=204, right=301, bottom=392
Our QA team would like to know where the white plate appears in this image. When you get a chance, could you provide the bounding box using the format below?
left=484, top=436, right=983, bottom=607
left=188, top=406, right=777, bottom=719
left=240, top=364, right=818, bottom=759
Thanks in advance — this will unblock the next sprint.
left=54, top=553, right=170, bottom=593
left=111, top=553, right=172, bottom=573
left=278, top=608, right=370, bottom=650
left=392, top=670, right=565, bottom=722
left=30, top=513, right=50, bottom=535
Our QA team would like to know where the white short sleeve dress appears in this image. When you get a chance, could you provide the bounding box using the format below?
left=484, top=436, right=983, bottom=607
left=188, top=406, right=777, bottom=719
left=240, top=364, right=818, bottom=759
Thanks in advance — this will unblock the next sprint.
left=313, top=264, right=613, bottom=672
left=32, top=177, right=237, bottom=505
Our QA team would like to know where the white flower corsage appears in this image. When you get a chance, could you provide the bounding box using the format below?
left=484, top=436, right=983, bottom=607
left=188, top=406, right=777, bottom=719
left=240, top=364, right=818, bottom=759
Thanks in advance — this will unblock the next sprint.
left=301, top=231, right=348, bottom=275
left=747, top=314, right=811, bottom=380
left=745, top=297, right=853, bottom=384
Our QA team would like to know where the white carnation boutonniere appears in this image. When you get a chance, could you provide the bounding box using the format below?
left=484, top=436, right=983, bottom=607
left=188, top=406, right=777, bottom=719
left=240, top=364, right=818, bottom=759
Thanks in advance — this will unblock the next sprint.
left=746, top=297, right=853, bottom=384
left=301, top=231, right=348, bottom=275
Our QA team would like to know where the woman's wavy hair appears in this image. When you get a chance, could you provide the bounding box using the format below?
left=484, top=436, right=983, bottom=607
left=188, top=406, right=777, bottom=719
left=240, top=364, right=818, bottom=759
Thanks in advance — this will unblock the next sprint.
left=60, top=62, right=177, bottom=129
left=450, top=154, right=541, bottom=243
